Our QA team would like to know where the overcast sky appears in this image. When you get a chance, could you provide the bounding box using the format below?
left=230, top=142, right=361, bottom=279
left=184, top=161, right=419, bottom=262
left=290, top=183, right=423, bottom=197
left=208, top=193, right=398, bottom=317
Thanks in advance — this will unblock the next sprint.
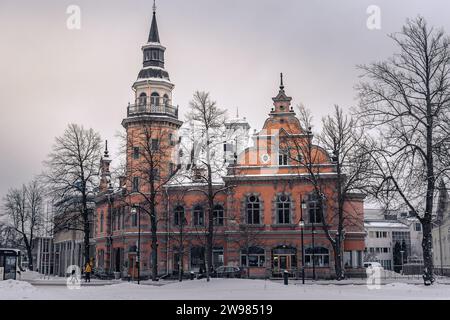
left=1, top=0, right=449, bottom=200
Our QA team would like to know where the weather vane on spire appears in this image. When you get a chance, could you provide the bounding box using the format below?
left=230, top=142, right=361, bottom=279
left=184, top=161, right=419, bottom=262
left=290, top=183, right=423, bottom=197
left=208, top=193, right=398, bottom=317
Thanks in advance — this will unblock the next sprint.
left=280, top=73, right=284, bottom=90
left=153, top=0, right=157, bottom=13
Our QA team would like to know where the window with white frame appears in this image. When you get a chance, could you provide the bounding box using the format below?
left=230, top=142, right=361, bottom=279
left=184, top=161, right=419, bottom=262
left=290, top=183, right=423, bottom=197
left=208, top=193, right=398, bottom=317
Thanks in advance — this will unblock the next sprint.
left=305, top=247, right=329, bottom=267
left=308, top=193, right=323, bottom=224
left=213, top=205, right=224, bottom=226
left=246, top=196, right=261, bottom=225
left=276, top=195, right=291, bottom=224
left=241, top=247, right=266, bottom=267
left=193, top=206, right=204, bottom=226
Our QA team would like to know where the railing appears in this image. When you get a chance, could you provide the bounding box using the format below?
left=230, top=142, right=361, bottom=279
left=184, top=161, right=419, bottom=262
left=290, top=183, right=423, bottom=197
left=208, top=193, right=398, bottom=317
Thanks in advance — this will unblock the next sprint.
left=127, top=102, right=179, bottom=118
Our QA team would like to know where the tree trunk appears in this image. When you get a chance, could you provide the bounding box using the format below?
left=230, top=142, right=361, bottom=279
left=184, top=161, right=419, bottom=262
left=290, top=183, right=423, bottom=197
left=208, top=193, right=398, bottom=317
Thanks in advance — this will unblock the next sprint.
left=151, top=205, right=158, bottom=281
left=422, top=220, right=434, bottom=285
left=333, top=239, right=343, bottom=281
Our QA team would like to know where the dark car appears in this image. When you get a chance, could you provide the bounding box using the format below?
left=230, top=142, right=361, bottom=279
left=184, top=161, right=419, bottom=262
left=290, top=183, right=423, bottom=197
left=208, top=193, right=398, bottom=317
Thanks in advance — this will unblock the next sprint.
left=212, top=266, right=242, bottom=278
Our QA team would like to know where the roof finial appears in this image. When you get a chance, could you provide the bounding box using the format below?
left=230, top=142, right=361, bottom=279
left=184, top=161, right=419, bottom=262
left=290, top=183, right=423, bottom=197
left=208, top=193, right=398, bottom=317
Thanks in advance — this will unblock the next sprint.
left=153, top=0, right=157, bottom=14
left=280, top=73, right=285, bottom=91
left=104, top=140, right=109, bottom=158
left=236, top=107, right=239, bottom=118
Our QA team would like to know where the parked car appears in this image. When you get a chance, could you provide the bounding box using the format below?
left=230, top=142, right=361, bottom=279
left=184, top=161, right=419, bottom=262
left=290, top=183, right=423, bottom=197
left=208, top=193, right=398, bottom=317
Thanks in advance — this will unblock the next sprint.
left=212, top=266, right=243, bottom=278
left=92, top=268, right=115, bottom=280
left=363, top=262, right=384, bottom=269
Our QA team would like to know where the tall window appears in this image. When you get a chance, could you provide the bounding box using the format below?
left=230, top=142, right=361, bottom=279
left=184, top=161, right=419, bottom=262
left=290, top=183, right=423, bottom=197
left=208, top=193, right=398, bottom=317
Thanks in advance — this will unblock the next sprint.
left=174, top=206, right=185, bottom=226
left=163, top=94, right=170, bottom=106
left=305, top=247, right=329, bottom=267
left=100, top=212, right=104, bottom=233
left=308, top=193, right=323, bottom=224
left=132, top=177, right=139, bottom=193
left=112, top=209, right=116, bottom=231
left=276, top=195, right=291, bottom=224
left=131, top=209, right=138, bottom=227
left=138, top=93, right=147, bottom=106
left=213, top=205, right=224, bottom=226
left=151, top=92, right=160, bottom=106
left=193, top=206, right=204, bottom=226
left=246, top=196, right=261, bottom=225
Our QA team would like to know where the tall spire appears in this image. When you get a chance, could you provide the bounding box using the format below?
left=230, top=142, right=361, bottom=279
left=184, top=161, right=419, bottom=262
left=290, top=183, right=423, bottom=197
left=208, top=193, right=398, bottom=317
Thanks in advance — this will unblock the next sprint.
left=104, top=140, right=109, bottom=158
left=280, top=73, right=284, bottom=91
left=148, top=0, right=160, bottom=43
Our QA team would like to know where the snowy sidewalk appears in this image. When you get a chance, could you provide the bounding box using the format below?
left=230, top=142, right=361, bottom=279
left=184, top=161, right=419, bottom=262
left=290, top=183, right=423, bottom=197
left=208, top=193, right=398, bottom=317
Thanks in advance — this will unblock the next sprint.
left=2, top=278, right=450, bottom=300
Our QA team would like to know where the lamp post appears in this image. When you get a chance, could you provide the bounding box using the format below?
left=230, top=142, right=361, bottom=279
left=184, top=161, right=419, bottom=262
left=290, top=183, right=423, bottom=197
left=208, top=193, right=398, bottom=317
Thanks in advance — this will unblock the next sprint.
left=312, top=215, right=316, bottom=281
left=131, top=205, right=141, bottom=285
left=300, top=198, right=307, bottom=285
left=400, top=250, right=404, bottom=275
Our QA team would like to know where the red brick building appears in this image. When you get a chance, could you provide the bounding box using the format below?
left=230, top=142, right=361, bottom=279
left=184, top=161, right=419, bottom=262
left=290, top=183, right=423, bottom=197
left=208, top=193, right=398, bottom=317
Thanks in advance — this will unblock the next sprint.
left=94, top=8, right=365, bottom=279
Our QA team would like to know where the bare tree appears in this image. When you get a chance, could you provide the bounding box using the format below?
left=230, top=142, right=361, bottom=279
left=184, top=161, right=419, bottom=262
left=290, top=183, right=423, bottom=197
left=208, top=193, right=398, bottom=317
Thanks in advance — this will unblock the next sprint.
left=1, top=179, right=45, bottom=270
left=282, top=105, right=372, bottom=280
left=120, top=122, right=180, bottom=281
left=319, top=105, right=374, bottom=279
left=184, top=91, right=233, bottom=282
left=356, top=16, right=450, bottom=285
left=43, top=124, right=102, bottom=266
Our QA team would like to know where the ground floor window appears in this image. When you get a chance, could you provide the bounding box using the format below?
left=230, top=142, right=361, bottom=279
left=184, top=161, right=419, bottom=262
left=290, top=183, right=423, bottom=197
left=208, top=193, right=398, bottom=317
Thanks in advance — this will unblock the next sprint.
left=213, top=247, right=224, bottom=268
left=305, top=247, right=329, bottom=267
left=190, top=247, right=205, bottom=270
left=241, top=247, right=266, bottom=267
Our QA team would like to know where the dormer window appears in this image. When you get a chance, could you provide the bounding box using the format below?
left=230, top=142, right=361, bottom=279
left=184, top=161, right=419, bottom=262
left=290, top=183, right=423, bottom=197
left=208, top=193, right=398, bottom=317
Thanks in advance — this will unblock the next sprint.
left=279, top=151, right=289, bottom=166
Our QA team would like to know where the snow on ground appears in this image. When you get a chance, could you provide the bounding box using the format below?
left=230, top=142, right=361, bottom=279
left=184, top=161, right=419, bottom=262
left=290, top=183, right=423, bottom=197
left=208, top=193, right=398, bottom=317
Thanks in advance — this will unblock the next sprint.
left=1, top=278, right=450, bottom=300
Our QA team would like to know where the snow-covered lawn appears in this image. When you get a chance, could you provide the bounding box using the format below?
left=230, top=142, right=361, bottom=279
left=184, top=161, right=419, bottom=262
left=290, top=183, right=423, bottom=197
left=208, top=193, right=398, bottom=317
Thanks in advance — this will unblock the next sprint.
left=1, top=278, right=450, bottom=300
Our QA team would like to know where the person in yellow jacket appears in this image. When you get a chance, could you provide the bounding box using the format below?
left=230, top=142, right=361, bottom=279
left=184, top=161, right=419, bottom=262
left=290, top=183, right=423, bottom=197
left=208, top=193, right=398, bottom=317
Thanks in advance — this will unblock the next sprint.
left=84, top=261, right=92, bottom=283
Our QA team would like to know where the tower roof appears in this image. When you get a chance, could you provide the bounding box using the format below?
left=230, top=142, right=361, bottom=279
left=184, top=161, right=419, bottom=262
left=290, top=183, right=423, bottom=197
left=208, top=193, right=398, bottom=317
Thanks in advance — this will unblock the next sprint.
left=148, top=2, right=160, bottom=43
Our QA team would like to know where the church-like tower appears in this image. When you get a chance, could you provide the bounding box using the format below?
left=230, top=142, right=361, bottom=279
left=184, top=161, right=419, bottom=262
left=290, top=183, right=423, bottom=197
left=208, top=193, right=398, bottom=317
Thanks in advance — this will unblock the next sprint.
left=122, top=4, right=182, bottom=128
left=122, top=5, right=183, bottom=188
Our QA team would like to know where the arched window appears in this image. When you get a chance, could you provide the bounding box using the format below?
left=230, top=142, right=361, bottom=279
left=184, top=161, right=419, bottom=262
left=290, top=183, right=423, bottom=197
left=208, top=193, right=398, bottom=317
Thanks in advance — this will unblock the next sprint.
left=193, top=206, right=204, bottom=226
left=246, top=196, right=261, bottom=225
left=241, top=247, right=265, bottom=267
left=308, top=193, right=323, bottom=224
left=305, top=247, right=329, bottom=267
left=174, top=206, right=185, bottom=226
left=213, top=205, right=224, bottom=226
left=138, top=92, right=147, bottom=106
left=151, top=92, right=160, bottom=106
left=163, top=94, right=170, bottom=106
left=276, top=195, right=291, bottom=224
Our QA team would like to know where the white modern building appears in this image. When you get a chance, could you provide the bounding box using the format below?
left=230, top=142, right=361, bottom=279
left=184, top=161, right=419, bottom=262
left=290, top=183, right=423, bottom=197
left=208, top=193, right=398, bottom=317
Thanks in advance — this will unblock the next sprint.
left=364, top=209, right=415, bottom=271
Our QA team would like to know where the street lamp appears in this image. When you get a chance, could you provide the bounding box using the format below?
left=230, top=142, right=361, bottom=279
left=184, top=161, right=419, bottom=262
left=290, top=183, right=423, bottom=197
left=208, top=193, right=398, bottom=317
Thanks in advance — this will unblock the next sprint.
left=299, top=197, right=307, bottom=285
left=400, top=250, right=404, bottom=275
left=131, top=205, right=141, bottom=285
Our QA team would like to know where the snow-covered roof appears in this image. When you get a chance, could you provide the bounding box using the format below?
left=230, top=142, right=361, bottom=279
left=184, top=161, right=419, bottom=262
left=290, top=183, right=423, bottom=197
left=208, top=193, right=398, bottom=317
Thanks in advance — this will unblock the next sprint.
left=364, top=221, right=409, bottom=229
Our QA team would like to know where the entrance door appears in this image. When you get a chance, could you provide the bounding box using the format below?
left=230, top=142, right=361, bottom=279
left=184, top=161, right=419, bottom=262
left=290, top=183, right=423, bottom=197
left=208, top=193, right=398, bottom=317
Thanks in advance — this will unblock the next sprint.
left=273, top=255, right=291, bottom=272
left=128, top=256, right=138, bottom=279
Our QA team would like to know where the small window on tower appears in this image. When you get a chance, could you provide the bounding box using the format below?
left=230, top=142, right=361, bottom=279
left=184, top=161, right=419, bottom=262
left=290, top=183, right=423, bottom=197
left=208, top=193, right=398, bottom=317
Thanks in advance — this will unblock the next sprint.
left=132, top=177, right=139, bottom=193
left=151, top=139, right=160, bottom=151
left=133, top=147, right=140, bottom=159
